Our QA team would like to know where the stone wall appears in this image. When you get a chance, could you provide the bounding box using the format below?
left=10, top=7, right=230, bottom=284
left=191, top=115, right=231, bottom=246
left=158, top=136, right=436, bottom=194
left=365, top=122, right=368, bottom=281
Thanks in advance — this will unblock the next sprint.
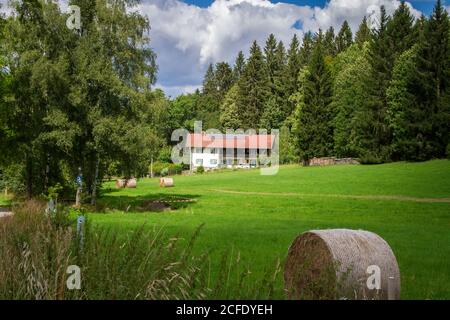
left=306, top=157, right=360, bottom=167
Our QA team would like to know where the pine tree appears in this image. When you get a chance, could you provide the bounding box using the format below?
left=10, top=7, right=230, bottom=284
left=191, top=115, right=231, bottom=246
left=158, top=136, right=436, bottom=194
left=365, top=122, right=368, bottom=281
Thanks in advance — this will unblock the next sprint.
left=388, top=0, right=450, bottom=160
left=333, top=44, right=372, bottom=158
left=386, top=46, right=430, bottom=160
left=324, top=26, right=337, bottom=56
left=259, top=95, right=284, bottom=130
left=299, top=32, right=313, bottom=66
left=215, top=62, right=233, bottom=101
left=293, top=33, right=334, bottom=162
left=355, top=16, right=372, bottom=47
left=202, top=64, right=217, bottom=96
left=233, top=51, right=246, bottom=82
left=362, top=6, right=394, bottom=162
left=336, top=20, right=353, bottom=53
left=237, top=41, right=270, bottom=129
left=273, top=41, right=288, bottom=116
left=263, top=35, right=286, bottom=125
left=220, top=85, right=242, bottom=130
left=283, top=34, right=302, bottom=116
left=264, top=34, right=279, bottom=91
left=387, top=1, right=416, bottom=60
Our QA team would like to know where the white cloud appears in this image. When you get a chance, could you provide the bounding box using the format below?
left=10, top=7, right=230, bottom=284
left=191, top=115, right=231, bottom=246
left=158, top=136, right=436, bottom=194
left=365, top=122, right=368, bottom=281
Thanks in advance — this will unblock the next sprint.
left=138, top=0, right=422, bottom=96
left=1, top=0, right=424, bottom=96
left=155, top=83, right=201, bottom=98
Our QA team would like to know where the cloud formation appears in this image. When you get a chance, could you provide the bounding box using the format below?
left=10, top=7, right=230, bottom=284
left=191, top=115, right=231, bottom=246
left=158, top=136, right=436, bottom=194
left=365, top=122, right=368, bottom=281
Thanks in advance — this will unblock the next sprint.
left=1, top=0, right=424, bottom=97
left=137, top=0, right=422, bottom=97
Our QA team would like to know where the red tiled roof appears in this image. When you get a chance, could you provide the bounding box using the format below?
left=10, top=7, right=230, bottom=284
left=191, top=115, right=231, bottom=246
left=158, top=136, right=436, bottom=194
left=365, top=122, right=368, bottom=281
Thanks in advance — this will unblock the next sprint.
left=186, top=133, right=275, bottom=149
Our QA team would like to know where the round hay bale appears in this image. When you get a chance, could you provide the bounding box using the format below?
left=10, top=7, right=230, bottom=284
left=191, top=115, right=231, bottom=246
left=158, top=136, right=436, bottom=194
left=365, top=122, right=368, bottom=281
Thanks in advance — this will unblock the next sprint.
left=159, top=178, right=174, bottom=188
left=284, top=229, right=400, bottom=300
left=126, top=178, right=137, bottom=188
left=116, top=179, right=127, bottom=189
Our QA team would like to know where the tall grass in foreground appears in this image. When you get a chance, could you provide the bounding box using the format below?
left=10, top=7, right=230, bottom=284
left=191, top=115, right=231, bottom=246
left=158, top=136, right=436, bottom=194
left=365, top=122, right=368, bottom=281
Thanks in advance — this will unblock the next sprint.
left=0, top=201, right=282, bottom=300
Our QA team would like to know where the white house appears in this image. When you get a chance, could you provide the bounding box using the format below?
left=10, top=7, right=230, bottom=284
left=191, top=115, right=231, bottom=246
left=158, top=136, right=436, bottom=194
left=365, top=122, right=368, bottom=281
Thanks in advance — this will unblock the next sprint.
left=186, top=133, right=276, bottom=170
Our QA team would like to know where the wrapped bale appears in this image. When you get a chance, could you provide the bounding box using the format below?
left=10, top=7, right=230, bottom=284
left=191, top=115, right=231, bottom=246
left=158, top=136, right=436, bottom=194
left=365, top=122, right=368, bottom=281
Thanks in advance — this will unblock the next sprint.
left=284, top=229, right=400, bottom=300
left=116, top=179, right=127, bottom=189
left=126, top=178, right=137, bottom=188
left=159, top=178, right=174, bottom=188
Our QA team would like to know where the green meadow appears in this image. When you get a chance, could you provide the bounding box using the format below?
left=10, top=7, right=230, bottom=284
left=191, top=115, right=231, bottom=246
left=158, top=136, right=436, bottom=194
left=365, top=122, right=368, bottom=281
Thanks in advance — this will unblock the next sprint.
left=89, top=160, right=450, bottom=299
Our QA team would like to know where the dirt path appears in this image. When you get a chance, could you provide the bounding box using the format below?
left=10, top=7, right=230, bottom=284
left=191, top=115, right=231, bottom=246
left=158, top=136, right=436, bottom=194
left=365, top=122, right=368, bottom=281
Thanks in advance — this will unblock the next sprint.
left=210, top=189, right=450, bottom=204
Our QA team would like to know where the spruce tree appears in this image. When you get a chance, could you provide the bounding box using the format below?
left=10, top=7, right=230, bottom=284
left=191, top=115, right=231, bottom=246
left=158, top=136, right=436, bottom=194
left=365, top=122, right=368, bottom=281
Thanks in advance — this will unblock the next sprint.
left=215, top=62, right=233, bottom=101
left=202, top=64, right=217, bottom=96
left=273, top=41, right=287, bottom=115
left=299, top=32, right=314, bottom=66
left=415, top=0, right=450, bottom=158
left=387, top=1, right=416, bottom=60
left=355, top=16, right=372, bottom=47
left=264, top=34, right=279, bottom=91
left=259, top=95, right=284, bottom=130
left=293, top=33, right=334, bottom=162
left=283, top=34, right=301, bottom=116
left=386, top=46, right=429, bottom=160
left=363, top=6, right=394, bottom=162
left=237, top=41, right=270, bottom=129
left=324, top=26, right=337, bottom=56
left=233, top=51, right=246, bottom=82
left=333, top=44, right=372, bottom=158
left=220, top=85, right=242, bottom=130
left=336, top=20, right=353, bottom=53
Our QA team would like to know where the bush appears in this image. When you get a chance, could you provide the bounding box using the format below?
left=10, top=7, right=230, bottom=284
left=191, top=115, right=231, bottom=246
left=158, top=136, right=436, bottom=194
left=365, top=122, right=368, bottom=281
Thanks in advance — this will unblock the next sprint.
left=359, top=152, right=384, bottom=165
left=160, top=167, right=169, bottom=177
left=0, top=164, right=25, bottom=194
left=150, top=162, right=184, bottom=177
left=196, top=166, right=205, bottom=174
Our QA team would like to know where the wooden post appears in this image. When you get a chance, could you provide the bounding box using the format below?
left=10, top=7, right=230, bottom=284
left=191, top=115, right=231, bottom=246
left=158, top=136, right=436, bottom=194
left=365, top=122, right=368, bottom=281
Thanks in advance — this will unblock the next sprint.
left=150, top=157, right=154, bottom=178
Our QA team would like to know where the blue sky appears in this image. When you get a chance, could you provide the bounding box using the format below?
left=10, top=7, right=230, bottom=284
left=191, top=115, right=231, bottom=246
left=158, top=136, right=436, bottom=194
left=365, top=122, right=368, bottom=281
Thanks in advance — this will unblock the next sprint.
left=138, top=0, right=445, bottom=97
left=182, top=1, right=438, bottom=17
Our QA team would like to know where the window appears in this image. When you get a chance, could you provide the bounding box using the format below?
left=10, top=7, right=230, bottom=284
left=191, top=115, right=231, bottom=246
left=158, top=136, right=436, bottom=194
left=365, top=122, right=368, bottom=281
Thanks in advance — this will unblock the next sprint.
left=196, top=159, right=203, bottom=165
left=210, top=159, right=218, bottom=165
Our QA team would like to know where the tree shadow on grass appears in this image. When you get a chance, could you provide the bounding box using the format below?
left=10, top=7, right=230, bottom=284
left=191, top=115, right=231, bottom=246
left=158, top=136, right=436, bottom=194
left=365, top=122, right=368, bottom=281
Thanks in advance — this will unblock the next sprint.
left=95, top=193, right=201, bottom=213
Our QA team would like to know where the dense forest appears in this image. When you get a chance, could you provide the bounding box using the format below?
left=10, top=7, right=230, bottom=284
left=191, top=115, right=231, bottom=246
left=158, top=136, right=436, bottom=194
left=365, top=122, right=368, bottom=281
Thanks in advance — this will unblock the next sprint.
left=0, top=0, right=449, bottom=201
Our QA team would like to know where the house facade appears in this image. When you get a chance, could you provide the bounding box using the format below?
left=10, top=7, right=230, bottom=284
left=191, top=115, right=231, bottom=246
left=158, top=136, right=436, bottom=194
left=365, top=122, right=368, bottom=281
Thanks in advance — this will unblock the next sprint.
left=186, top=133, right=275, bottom=170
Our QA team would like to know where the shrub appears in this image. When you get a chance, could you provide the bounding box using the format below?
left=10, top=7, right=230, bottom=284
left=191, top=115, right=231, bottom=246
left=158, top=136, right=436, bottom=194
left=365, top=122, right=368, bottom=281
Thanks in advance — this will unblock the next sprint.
left=446, top=143, right=450, bottom=160
left=359, top=152, right=384, bottom=165
left=150, top=162, right=184, bottom=177
left=196, top=166, right=205, bottom=174
left=0, top=163, right=25, bottom=194
left=160, top=167, right=169, bottom=177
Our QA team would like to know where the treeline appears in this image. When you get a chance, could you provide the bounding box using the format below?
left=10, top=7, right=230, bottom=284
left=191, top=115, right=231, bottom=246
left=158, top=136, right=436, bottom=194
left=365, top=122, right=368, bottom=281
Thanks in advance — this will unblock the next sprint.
left=1, top=0, right=449, bottom=201
left=0, top=0, right=170, bottom=201
left=174, top=0, right=450, bottom=164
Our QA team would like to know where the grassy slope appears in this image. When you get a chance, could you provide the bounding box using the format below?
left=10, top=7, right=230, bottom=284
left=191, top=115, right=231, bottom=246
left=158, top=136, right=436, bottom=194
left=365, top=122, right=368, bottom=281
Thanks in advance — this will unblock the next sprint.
left=91, top=160, right=450, bottom=299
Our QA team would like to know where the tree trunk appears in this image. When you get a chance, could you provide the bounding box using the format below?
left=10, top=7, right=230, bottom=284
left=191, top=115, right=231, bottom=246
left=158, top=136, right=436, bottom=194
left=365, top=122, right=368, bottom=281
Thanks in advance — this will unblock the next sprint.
left=75, top=187, right=82, bottom=207
left=91, top=155, right=100, bottom=206
left=150, top=157, right=154, bottom=178
left=26, top=153, right=33, bottom=199
left=44, top=153, right=50, bottom=192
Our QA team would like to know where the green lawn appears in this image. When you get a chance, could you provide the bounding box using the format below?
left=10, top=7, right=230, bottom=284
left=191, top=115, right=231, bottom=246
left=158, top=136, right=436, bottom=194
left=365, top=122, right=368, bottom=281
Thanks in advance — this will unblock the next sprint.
left=89, top=160, right=450, bottom=299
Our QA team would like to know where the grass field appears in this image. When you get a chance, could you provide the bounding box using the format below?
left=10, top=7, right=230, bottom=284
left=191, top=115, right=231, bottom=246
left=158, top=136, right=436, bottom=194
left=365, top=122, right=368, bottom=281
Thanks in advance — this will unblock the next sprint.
left=89, top=160, right=450, bottom=299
